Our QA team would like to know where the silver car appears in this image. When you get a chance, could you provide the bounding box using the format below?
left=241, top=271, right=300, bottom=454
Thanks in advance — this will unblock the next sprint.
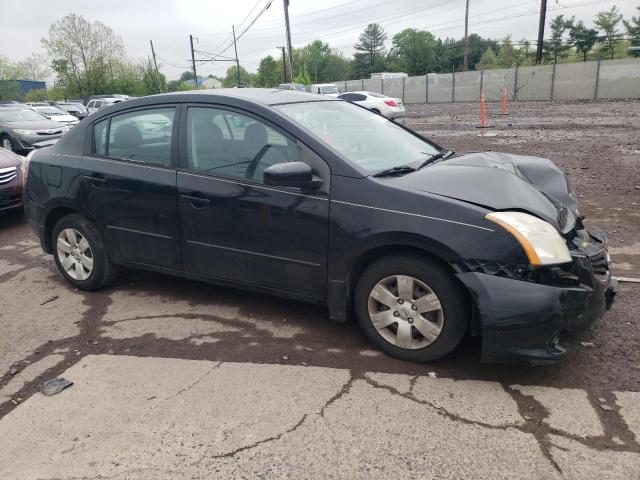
left=0, top=108, right=69, bottom=153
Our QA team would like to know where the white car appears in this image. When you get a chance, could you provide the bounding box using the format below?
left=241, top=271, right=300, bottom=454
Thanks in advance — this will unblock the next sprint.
left=337, top=91, right=406, bottom=119
left=310, top=83, right=340, bottom=97
left=87, top=98, right=121, bottom=115
left=31, top=106, right=79, bottom=127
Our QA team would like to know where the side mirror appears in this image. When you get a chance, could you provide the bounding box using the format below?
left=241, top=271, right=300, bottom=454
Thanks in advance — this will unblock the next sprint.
left=263, top=161, right=323, bottom=190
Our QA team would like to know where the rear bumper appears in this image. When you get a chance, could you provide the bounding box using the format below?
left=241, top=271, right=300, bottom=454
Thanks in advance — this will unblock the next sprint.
left=457, top=251, right=617, bottom=365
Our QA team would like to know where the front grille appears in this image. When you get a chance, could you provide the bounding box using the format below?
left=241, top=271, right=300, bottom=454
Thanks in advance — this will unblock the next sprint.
left=36, top=128, right=63, bottom=135
left=0, top=166, right=17, bottom=185
left=588, top=249, right=609, bottom=278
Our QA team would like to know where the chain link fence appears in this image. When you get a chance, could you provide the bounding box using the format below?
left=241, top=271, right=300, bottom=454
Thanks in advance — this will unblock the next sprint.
left=334, top=58, right=640, bottom=103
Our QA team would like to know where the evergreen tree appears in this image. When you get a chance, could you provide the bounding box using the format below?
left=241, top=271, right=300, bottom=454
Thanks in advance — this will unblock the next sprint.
left=623, top=6, right=640, bottom=57
left=476, top=47, right=499, bottom=70
left=568, top=19, right=599, bottom=61
left=543, top=15, right=571, bottom=63
left=595, top=6, right=624, bottom=60
left=354, top=23, right=387, bottom=76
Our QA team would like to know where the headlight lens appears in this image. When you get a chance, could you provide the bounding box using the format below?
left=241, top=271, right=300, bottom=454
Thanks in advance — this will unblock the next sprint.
left=13, top=129, right=38, bottom=135
left=486, top=211, right=572, bottom=266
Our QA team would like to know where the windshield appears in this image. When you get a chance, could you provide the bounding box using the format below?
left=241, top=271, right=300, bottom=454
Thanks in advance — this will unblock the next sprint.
left=275, top=101, right=440, bottom=172
left=320, top=85, right=338, bottom=94
left=0, top=109, right=47, bottom=122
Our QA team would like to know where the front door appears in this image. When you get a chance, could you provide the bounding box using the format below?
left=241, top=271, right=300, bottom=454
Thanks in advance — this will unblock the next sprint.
left=177, top=105, right=329, bottom=299
left=79, top=106, right=180, bottom=268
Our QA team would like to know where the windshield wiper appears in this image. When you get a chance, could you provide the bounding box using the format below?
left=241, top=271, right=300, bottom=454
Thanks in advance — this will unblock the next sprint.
left=417, top=150, right=454, bottom=170
left=373, top=165, right=416, bottom=177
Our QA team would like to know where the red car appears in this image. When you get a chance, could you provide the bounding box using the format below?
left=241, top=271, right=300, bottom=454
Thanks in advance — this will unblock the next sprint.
left=0, top=147, right=24, bottom=212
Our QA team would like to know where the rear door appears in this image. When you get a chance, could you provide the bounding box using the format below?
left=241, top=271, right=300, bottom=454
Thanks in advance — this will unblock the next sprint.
left=176, top=105, right=330, bottom=299
left=79, top=106, right=181, bottom=268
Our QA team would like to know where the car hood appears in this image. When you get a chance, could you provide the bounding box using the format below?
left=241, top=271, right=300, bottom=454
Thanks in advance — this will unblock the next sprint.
left=1, top=119, right=67, bottom=131
left=0, top=147, right=22, bottom=167
left=393, top=151, right=577, bottom=232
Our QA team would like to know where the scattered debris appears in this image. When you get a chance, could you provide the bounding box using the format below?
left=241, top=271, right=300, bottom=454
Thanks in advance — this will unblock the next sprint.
left=108, top=350, right=115, bottom=355
left=580, top=341, right=595, bottom=348
left=614, top=276, right=640, bottom=284
left=427, top=371, right=438, bottom=379
left=303, top=347, right=314, bottom=352
left=92, top=340, right=99, bottom=345
left=9, top=365, right=19, bottom=376
left=11, top=399, right=18, bottom=405
left=600, top=404, right=613, bottom=411
left=146, top=396, right=157, bottom=401
left=41, top=378, right=73, bottom=396
left=39, top=295, right=59, bottom=306
left=281, top=355, right=289, bottom=361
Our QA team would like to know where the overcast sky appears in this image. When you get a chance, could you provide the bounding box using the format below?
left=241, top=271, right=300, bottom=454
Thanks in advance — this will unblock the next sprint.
left=1, top=0, right=637, bottom=80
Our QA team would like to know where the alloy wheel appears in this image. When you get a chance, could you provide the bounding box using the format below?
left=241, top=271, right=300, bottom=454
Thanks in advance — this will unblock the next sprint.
left=367, top=275, right=444, bottom=350
left=56, top=228, right=94, bottom=281
left=1, top=137, right=12, bottom=151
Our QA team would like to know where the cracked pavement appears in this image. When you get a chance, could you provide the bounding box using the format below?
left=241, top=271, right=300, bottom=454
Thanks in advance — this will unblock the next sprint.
left=0, top=100, right=639, bottom=479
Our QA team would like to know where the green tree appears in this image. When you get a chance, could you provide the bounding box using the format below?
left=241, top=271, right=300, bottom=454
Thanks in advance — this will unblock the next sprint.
left=475, top=47, right=499, bottom=70
left=354, top=23, right=387, bottom=76
left=568, top=19, right=599, bottom=61
left=389, top=29, right=438, bottom=75
left=41, top=13, right=125, bottom=96
left=595, top=6, right=624, bottom=60
left=294, top=63, right=311, bottom=85
left=0, top=80, right=21, bottom=101
left=624, top=6, right=640, bottom=57
left=544, top=15, right=571, bottom=63
left=497, top=36, right=517, bottom=67
left=179, top=70, right=195, bottom=82
left=256, top=55, right=281, bottom=87
left=222, top=65, right=253, bottom=87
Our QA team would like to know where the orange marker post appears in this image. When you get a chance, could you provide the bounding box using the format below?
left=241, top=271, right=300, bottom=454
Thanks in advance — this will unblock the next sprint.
left=500, top=85, right=509, bottom=115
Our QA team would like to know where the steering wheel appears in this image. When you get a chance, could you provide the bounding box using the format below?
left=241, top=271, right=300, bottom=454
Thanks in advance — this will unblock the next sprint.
left=245, top=144, right=272, bottom=179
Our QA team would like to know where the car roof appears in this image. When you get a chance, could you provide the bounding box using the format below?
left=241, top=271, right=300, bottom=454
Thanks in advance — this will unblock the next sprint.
left=159, top=88, right=338, bottom=106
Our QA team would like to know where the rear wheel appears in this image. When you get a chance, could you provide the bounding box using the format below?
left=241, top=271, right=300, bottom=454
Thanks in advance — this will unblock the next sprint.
left=354, top=254, right=468, bottom=362
left=52, top=214, right=118, bottom=290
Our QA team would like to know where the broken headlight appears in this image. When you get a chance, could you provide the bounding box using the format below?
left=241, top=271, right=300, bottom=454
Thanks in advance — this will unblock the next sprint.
left=486, top=211, right=572, bottom=266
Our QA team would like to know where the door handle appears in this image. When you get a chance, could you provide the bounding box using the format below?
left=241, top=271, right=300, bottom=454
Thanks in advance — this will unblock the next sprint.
left=181, top=194, right=210, bottom=209
left=82, top=175, right=106, bottom=187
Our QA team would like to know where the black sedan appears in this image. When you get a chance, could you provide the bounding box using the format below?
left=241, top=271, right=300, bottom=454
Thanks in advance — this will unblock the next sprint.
left=23, top=89, right=616, bottom=364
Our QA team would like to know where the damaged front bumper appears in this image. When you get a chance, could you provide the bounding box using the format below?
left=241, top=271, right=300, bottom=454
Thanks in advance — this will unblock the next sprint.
left=457, top=228, right=617, bottom=364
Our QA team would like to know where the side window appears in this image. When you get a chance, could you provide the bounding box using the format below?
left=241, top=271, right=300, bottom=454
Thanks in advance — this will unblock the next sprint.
left=88, top=101, right=95, bottom=109
left=95, top=101, right=103, bottom=108
left=107, top=107, right=175, bottom=166
left=352, top=93, right=367, bottom=101
left=187, top=107, right=300, bottom=182
left=93, top=119, right=108, bottom=155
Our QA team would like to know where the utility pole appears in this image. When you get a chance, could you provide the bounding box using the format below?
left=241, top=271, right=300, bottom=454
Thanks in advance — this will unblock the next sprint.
left=283, top=0, right=294, bottom=82
left=189, top=34, right=198, bottom=87
left=277, top=46, right=287, bottom=83
left=535, top=0, right=547, bottom=64
left=149, top=40, right=161, bottom=93
left=232, top=25, right=242, bottom=86
left=463, top=0, right=470, bottom=71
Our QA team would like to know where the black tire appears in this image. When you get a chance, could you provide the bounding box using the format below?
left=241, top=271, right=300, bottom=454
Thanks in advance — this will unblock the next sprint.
left=0, top=134, right=16, bottom=152
left=353, top=254, right=468, bottom=362
left=52, top=214, right=118, bottom=290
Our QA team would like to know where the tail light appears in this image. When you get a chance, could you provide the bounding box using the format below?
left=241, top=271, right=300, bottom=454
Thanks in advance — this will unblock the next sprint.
left=383, top=99, right=396, bottom=107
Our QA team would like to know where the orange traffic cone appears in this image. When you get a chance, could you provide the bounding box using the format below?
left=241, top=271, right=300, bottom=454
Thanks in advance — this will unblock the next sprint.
left=480, top=89, right=486, bottom=128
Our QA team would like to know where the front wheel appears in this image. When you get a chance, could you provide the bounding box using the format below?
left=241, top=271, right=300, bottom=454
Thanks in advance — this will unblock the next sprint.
left=353, top=254, right=468, bottom=362
left=1, top=134, right=15, bottom=151
left=52, top=214, right=118, bottom=290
